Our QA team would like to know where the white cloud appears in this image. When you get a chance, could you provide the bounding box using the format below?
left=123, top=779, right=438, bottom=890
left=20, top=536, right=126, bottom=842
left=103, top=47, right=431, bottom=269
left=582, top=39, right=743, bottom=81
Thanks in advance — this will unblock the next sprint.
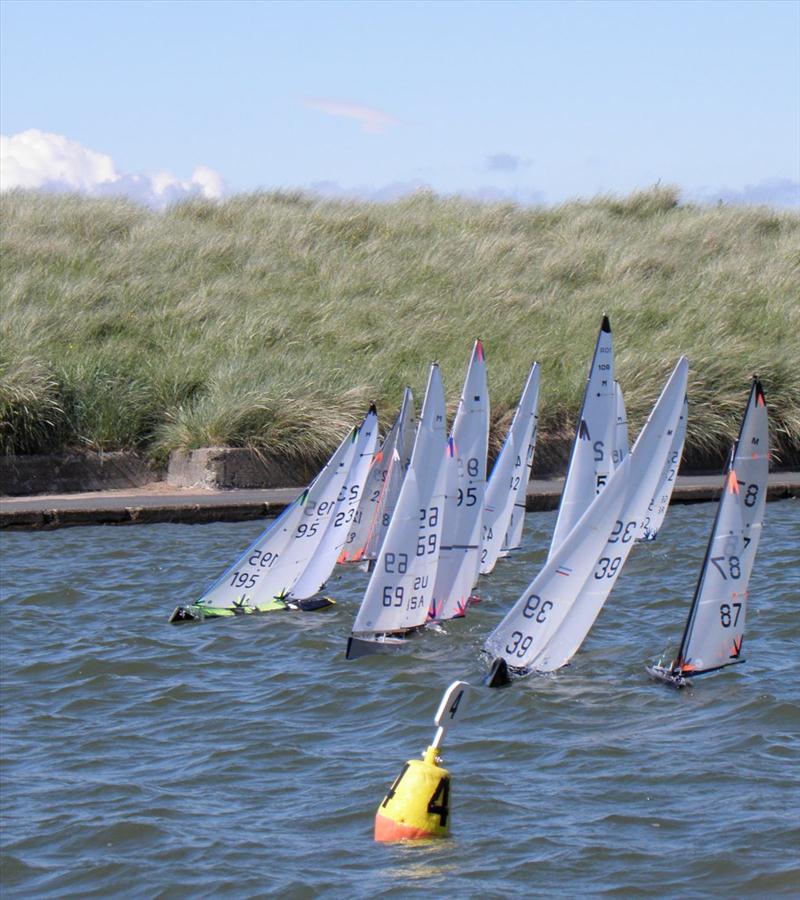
left=302, top=98, right=399, bottom=134
left=0, top=129, right=225, bottom=207
left=0, top=129, right=117, bottom=191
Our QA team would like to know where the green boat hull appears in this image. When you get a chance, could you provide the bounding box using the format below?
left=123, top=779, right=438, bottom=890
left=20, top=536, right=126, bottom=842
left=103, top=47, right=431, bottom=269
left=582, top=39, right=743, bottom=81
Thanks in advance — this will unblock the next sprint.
left=168, top=596, right=336, bottom=624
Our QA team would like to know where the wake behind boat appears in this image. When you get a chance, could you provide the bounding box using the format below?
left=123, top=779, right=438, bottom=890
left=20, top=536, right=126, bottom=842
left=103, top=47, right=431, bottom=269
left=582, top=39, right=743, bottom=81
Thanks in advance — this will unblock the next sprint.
left=647, top=378, right=769, bottom=687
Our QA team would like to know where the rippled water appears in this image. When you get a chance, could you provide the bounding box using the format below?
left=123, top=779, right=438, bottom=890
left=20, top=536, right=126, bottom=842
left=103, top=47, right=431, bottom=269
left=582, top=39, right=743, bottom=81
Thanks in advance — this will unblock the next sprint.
left=2, top=500, right=798, bottom=898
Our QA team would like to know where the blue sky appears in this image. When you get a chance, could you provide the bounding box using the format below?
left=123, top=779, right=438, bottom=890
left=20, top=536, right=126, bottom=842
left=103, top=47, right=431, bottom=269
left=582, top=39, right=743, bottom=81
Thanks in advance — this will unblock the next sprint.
left=1, top=0, right=798, bottom=206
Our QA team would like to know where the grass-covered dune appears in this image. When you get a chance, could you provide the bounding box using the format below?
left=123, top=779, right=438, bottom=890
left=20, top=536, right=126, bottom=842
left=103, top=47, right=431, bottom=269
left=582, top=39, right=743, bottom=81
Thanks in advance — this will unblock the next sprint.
left=1, top=187, right=798, bottom=473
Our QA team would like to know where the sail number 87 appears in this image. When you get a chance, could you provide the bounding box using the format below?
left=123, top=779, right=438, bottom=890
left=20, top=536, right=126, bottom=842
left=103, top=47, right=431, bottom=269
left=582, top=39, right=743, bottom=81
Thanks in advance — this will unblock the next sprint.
left=720, top=602, right=742, bottom=627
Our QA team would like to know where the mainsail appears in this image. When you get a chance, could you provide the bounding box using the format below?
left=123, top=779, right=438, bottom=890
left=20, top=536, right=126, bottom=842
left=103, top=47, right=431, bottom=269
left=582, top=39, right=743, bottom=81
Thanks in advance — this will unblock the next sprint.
left=548, top=315, right=617, bottom=558
left=533, top=358, right=689, bottom=671
left=430, top=339, right=489, bottom=620
left=194, top=420, right=362, bottom=612
left=480, top=362, right=541, bottom=574
left=485, top=357, right=689, bottom=676
left=339, top=388, right=415, bottom=564
left=346, top=364, right=449, bottom=658
left=651, top=378, right=769, bottom=684
left=288, top=405, right=379, bottom=599
left=638, top=393, right=688, bottom=541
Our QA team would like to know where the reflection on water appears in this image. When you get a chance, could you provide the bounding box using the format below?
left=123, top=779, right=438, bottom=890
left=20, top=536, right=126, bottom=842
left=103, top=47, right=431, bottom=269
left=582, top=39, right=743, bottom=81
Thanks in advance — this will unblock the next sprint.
left=1, top=499, right=798, bottom=898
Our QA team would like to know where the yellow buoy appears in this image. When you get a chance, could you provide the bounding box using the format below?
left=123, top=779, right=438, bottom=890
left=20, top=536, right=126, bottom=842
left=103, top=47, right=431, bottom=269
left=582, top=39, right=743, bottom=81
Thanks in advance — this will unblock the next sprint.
left=374, top=680, right=469, bottom=842
left=374, top=744, right=451, bottom=840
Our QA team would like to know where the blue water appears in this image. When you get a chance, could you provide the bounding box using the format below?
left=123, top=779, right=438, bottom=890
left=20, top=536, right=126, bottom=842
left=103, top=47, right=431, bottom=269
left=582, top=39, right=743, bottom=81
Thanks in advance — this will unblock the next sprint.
left=1, top=500, right=798, bottom=898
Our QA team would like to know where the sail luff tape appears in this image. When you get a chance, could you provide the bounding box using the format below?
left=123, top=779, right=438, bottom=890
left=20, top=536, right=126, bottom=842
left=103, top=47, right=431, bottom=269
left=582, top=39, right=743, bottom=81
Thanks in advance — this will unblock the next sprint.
left=374, top=745, right=451, bottom=841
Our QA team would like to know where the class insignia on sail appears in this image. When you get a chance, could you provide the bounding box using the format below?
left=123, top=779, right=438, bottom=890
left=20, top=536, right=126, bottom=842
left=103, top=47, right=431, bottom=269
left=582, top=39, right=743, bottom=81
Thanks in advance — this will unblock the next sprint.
left=647, top=377, right=769, bottom=688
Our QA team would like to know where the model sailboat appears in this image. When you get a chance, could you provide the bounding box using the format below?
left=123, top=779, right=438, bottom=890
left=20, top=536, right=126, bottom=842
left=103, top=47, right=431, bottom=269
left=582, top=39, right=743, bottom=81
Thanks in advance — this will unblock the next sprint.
left=169, top=406, right=374, bottom=623
left=429, top=339, right=489, bottom=620
left=338, top=388, right=415, bottom=566
left=346, top=365, right=448, bottom=659
left=285, top=405, right=379, bottom=599
left=548, top=315, right=617, bottom=558
left=485, top=357, right=689, bottom=684
left=480, top=362, right=540, bottom=574
left=647, top=378, right=768, bottom=687
left=638, top=393, right=688, bottom=541
left=613, top=380, right=629, bottom=467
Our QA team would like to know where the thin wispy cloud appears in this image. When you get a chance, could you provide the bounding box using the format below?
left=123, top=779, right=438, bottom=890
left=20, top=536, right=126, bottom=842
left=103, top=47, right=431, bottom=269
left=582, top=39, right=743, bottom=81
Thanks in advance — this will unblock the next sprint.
left=302, top=98, right=399, bottom=134
left=307, top=179, right=545, bottom=206
left=0, top=129, right=225, bottom=207
left=486, top=152, right=531, bottom=173
left=694, top=177, right=799, bottom=208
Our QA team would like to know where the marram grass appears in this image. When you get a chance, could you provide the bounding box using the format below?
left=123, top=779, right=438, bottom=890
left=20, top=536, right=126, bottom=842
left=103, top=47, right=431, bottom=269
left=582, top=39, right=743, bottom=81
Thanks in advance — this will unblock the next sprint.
left=1, top=187, right=798, bottom=470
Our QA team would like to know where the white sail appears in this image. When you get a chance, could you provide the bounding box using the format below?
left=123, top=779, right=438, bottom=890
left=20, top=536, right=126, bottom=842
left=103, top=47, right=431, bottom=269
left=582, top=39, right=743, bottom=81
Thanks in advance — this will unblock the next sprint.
left=430, top=339, right=489, bottom=620
left=288, top=406, right=379, bottom=599
left=613, top=380, right=629, bottom=467
left=484, top=455, right=631, bottom=672
left=671, top=379, right=769, bottom=678
left=639, top=393, right=688, bottom=541
left=533, top=358, right=689, bottom=671
left=196, top=422, right=361, bottom=611
left=548, top=315, right=616, bottom=558
left=481, top=362, right=541, bottom=574
left=339, top=388, right=415, bottom=564
left=485, top=357, right=689, bottom=674
left=349, top=364, right=448, bottom=644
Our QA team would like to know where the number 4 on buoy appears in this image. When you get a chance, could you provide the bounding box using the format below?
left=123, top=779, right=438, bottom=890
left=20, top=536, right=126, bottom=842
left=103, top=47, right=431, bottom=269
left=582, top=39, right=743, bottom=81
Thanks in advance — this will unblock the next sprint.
left=374, top=681, right=470, bottom=842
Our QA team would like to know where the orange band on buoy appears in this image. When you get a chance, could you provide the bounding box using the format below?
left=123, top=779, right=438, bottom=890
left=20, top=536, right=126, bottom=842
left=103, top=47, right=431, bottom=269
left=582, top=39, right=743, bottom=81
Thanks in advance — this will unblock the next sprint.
left=374, top=813, right=436, bottom=842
